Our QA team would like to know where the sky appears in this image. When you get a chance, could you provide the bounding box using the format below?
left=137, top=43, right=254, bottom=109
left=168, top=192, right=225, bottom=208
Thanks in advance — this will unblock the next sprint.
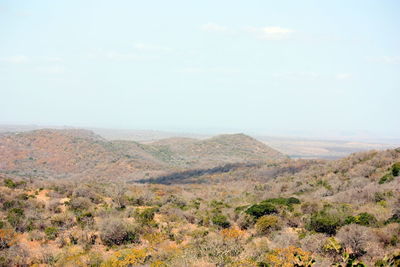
left=0, top=0, right=399, bottom=139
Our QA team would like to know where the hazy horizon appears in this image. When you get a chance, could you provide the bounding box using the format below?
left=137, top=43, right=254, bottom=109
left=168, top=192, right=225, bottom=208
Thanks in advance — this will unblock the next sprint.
left=1, top=1, right=399, bottom=139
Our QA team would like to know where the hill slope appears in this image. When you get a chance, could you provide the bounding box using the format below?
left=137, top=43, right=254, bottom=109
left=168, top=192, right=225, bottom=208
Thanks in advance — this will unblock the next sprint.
left=0, top=130, right=285, bottom=180
left=146, top=133, right=286, bottom=168
left=0, top=129, right=169, bottom=180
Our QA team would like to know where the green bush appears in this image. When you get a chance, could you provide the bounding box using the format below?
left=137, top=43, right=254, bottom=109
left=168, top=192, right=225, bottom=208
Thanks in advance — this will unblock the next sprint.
left=379, top=163, right=400, bottom=184
left=356, top=212, right=377, bottom=226
left=134, top=207, right=157, bottom=226
left=76, top=212, right=94, bottom=228
left=263, top=197, right=301, bottom=206
left=392, top=162, right=400, bottom=177
left=385, top=209, right=400, bottom=224
left=245, top=203, right=277, bottom=218
left=255, top=215, right=280, bottom=235
left=3, top=179, right=26, bottom=189
left=211, top=214, right=231, bottom=228
left=379, top=174, right=394, bottom=184
left=375, top=251, right=400, bottom=267
left=7, top=208, right=24, bottom=230
left=4, top=179, right=17, bottom=189
left=44, top=227, right=59, bottom=240
left=345, top=213, right=377, bottom=226
left=308, top=211, right=343, bottom=235
left=2, top=200, right=21, bottom=210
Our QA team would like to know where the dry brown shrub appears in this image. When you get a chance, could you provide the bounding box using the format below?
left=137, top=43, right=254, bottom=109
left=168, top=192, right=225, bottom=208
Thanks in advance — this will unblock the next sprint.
left=336, top=224, right=372, bottom=257
left=300, top=233, right=327, bottom=254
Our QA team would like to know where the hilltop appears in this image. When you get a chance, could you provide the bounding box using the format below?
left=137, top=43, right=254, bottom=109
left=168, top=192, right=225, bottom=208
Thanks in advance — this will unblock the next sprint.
left=0, top=129, right=169, bottom=180
left=0, top=129, right=285, bottom=181
left=146, top=133, right=286, bottom=168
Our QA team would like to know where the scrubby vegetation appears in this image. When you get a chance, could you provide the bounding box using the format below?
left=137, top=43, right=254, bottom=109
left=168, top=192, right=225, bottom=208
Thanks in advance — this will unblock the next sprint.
left=0, top=130, right=399, bottom=266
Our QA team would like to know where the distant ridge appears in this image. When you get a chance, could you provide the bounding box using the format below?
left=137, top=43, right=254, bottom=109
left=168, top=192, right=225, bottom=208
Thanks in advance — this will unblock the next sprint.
left=0, top=129, right=285, bottom=181
left=145, top=133, right=286, bottom=168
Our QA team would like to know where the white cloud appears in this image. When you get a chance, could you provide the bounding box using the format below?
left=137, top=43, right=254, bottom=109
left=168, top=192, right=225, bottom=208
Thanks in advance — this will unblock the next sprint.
left=0, top=55, right=29, bottom=64
left=246, top=26, right=294, bottom=40
left=336, top=73, right=352, bottom=80
left=133, top=43, right=170, bottom=52
left=201, top=23, right=228, bottom=33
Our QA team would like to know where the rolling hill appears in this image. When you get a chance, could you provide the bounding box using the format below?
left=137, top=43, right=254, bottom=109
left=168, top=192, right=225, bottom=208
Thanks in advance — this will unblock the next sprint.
left=145, top=133, right=286, bottom=168
left=0, top=129, right=285, bottom=181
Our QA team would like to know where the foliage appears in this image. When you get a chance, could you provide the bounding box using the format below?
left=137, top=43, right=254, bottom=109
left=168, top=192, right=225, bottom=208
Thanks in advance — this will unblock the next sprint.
left=391, top=162, right=400, bottom=176
left=245, top=202, right=278, bottom=219
left=345, top=212, right=377, bottom=226
left=212, top=214, right=231, bottom=228
left=323, top=237, right=342, bottom=254
left=134, top=207, right=157, bottom=226
left=99, top=219, right=139, bottom=246
left=76, top=212, right=95, bottom=228
left=55, top=247, right=103, bottom=267
left=375, top=251, right=400, bottom=267
left=379, top=163, right=400, bottom=184
left=264, top=246, right=315, bottom=267
left=308, top=210, right=343, bottom=235
left=0, top=229, right=17, bottom=249
left=379, top=174, right=394, bottom=184
left=6, top=208, right=25, bottom=230
left=255, top=215, right=280, bottom=235
left=3, top=179, right=17, bottom=189
left=101, top=248, right=148, bottom=267
left=44, top=226, right=59, bottom=240
left=221, top=227, right=245, bottom=240
left=385, top=209, right=400, bottom=224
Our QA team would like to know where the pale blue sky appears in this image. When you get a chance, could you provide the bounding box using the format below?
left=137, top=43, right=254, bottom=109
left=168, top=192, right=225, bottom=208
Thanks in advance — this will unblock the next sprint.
left=0, top=0, right=399, bottom=138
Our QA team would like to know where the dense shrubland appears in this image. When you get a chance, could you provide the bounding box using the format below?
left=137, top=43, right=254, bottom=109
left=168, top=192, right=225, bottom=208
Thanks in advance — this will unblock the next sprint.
left=0, top=147, right=399, bottom=266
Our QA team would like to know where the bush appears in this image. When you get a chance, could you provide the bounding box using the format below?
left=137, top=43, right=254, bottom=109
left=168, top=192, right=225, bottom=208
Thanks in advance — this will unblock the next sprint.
left=100, top=219, right=139, bottom=246
left=264, top=197, right=301, bottom=206
left=308, top=211, right=343, bottom=235
left=345, top=212, right=377, bottom=227
left=392, top=162, right=400, bottom=176
left=245, top=203, right=277, bottom=219
left=212, top=214, right=231, bottom=228
left=255, top=215, right=280, bottom=235
left=336, top=224, right=370, bottom=257
left=76, top=212, right=94, bottom=228
left=102, top=248, right=147, bottom=266
left=134, top=208, right=157, bottom=226
left=375, top=251, right=400, bottom=267
left=3, top=179, right=17, bottom=189
left=44, top=227, right=59, bottom=240
left=7, top=208, right=24, bottom=231
left=264, top=246, right=315, bottom=266
left=385, top=209, right=400, bottom=224
left=0, top=229, right=17, bottom=249
left=379, top=174, right=394, bottom=184
left=68, top=197, right=92, bottom=212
